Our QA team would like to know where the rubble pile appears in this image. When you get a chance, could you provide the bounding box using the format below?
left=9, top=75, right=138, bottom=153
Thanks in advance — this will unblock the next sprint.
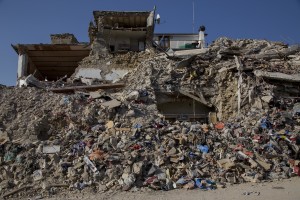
left=77, top=50, right=154, bottom=70
left=1, top=37, right=300, bottom=199
left=144, top=37, right=300, bottom=120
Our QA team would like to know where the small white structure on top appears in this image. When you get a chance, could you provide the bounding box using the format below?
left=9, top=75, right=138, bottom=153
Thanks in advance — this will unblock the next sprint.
left=198, top=25, right=206, bottom=49
left=154, top=25, right=207, bottom=51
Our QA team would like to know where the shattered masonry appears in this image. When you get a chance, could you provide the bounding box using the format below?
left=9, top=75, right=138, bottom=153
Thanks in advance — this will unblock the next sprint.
left=1, top=8, right=300, bottom=200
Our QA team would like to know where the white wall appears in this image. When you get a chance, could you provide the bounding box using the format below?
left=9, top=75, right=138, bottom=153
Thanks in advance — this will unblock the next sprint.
left=154, top=34, right=199, bottom=49
left=170, top=35, right=198, bottom=49
left=17, top=54, right=28, bottom=78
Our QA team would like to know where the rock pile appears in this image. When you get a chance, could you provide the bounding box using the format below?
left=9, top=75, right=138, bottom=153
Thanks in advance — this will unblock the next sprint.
left=1, top=37, right=300, bottom=199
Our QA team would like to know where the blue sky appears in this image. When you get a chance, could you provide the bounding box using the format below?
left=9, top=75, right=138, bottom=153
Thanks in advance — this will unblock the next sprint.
left=1, top=0, right=300, bottom=86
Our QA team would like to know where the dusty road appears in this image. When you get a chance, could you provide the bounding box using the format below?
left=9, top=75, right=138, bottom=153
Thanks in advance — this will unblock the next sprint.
left=41, top=177, right=300, bottom=200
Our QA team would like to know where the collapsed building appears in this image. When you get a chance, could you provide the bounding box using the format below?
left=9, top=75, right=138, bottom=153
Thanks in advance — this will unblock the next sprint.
left=12, top=10, right=156, bottom=82
left=2, top=8, right=300, bottom=199
left=11, top=8, right=300, bottom=123
left=9, top=8, right=300, bottom=128
left=12, top=9, right=213, bottom=122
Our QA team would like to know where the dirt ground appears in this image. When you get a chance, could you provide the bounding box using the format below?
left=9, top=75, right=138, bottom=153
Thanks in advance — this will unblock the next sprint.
left=39, top=177, right=300, bottom=200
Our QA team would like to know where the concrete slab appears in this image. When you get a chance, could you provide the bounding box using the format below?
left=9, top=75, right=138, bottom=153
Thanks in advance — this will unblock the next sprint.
left=75, top=68, right=102, bottom=79
left=173, top=48, right=208, bottom=57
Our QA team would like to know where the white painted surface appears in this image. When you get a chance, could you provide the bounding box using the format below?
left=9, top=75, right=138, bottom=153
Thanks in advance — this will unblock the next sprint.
left=75, top=68, right=102, bottom=79
left=173, top=48, right=208, bottom=57
left=17, top=54, right=28, bottom=78
left=43, top=145, right=61, bottom=154
left=75, top=68, right=129, bottom=83
left=105, top=69, right=129, bottom=83
left=198, top=30, right=206, bottom=49
left=170, top=35, right=199, bottom=49
left=147, top=11, right=154, bottom=27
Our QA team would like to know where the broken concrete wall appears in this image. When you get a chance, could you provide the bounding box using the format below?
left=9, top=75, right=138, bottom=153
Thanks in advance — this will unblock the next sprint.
left=74, top=68, right=102, bottom=79
left=72, top=50, right=153, bottom=84
left=146, top=11, right=155, bottom=49
left=50, top=33, right=79, bottom=44
left=90, top=11, right=154, bottom=55
left=74, top=67, right=129, bottom=83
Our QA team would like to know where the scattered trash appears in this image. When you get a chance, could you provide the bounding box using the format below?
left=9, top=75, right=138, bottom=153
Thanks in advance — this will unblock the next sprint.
left=101, top=99, right=121, bottom=109
left=83, top=155, right=98, bottom=173
left=242, top=191, right=260, bottom=196
left=197, top=145, right=209, bottom=154
left=1, top=37, right=300, bottom=199
left=32, top=170, right=43, bottom=181
left=42, top=145, right=61, bottom=154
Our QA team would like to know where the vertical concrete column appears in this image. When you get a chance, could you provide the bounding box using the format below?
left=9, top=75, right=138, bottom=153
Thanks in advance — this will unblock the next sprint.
left=17, top=53, right=28, bottom=78
left=235, top=56, right=243, bottom=115
left=146, top=11, right=155, bottom=49
left=198, top=31, right=205, bottom=49
left=198, top=26, right=206, bottom=49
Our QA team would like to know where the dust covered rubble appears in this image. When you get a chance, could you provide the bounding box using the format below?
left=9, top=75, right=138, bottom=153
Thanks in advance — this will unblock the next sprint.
left=1, top=37, right=300, bottom=199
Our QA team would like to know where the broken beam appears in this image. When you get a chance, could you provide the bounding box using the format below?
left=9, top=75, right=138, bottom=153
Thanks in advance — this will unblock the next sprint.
left=50, top=83, right=125, bottom=93
left=235, top=56, right=243, bottom=115
left=254, top=70, right=300, bottom=83
left=178, top=89, right=212, bottom=107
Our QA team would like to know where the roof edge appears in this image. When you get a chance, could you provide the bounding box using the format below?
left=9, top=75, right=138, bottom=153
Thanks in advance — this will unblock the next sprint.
left=154, top=33, right=199, bottom=36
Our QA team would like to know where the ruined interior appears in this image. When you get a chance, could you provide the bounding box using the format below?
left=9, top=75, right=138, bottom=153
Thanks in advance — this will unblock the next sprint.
left=156, top=92, right=214, bottom=122
left=12, top=34, right=90, bottom=81
left=90, top=11, right=154, bottom=53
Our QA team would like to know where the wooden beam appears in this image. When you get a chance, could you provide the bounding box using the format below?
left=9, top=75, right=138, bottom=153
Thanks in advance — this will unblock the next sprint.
left=37, top=67, right=77, bottom=71
left=35, top=61, right=79, bottom=67
left=28, top=50, right=89, bottom=57
left=119, top=16, right=124, bottom=24
left=130, top=16, right=134, bottom=27
left=21, top=44, right=90, bottom=51
left=38, top=70, right=73, bottom=74
left=141, top=16, right=147, bottom=25
left=50, top=83, right=125, bottom=93
left=31, top=56, right=84, bottom=62
left=123, top=17, right=129, bottom=27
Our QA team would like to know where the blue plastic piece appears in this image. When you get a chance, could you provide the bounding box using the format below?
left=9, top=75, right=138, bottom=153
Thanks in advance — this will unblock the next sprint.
left=197, top=145, right=209, bottom=153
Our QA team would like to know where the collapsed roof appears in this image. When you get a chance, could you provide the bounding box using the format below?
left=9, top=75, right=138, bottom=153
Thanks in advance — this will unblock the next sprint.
left=12, top=42, right=90, bottom=81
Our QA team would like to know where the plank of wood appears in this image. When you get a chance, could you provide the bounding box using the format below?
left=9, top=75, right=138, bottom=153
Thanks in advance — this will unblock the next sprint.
left=2, top=185, right=33, bottom=198
left=254, top=70, right=300, bottom=82
left=49, top=83, right=125, bottom=93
